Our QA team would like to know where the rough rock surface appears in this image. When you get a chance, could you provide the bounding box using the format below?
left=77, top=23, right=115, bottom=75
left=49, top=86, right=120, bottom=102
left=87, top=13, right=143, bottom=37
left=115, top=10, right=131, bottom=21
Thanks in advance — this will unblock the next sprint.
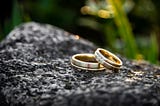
left=0, top=22, right=160, bottom=106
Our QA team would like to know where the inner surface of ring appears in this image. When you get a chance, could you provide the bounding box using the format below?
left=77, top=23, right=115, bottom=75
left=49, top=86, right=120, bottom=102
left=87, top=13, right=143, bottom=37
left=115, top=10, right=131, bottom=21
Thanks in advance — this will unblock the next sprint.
left=75, top=55, right=97, bottom=63
left=99, top=50, right=120, bottom=64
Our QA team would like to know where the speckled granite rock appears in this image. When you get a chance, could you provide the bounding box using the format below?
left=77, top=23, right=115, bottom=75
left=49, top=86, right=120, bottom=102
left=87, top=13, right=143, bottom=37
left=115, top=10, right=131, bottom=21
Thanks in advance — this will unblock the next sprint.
left=0, top=22, right=160, bottom=106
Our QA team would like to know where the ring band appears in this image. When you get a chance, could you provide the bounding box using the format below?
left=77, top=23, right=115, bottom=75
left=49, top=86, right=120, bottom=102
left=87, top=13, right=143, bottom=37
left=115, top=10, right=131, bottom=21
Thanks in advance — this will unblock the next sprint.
left=94, top=48, right=122, bottom=69
left=71, top=53, right=105, bottom=71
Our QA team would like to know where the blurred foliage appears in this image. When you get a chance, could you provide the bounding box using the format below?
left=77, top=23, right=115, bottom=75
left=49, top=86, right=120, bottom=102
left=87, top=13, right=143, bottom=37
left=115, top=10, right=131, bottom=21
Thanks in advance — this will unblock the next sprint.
left=79, top=0, right=160, bottom=64
left=0, top=0, right=160, bottom=64
left=108, top=0, right=137, bottom=58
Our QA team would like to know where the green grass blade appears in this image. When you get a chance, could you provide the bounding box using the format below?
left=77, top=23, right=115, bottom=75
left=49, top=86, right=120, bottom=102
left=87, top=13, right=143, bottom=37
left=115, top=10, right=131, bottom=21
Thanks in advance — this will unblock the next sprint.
left=147, top=33, right=158, bottom=64
left=108, top=0, right=138, bottom=58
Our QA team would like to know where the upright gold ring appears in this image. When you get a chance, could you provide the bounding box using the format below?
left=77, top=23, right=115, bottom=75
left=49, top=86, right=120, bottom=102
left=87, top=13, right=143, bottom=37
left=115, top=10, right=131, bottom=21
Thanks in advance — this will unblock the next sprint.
left=71, top=53, right=105, bottom=71
left=94, top=48, right=122, bottom=69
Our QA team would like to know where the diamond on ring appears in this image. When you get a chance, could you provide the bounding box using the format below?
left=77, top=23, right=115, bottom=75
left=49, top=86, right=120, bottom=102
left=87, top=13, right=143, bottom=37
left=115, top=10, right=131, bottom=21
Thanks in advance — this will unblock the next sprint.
left=94, top=48, right=123, bottom=70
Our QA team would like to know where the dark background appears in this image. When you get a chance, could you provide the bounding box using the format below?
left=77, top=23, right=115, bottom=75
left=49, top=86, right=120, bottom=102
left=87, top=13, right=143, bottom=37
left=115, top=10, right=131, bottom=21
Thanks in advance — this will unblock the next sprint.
left=0, top=0, right=160, bottom=64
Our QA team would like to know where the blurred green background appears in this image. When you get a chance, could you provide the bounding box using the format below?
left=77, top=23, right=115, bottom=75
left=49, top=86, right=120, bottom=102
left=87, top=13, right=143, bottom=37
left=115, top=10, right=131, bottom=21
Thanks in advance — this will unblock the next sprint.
left=0, top=0, right=160, bottom=64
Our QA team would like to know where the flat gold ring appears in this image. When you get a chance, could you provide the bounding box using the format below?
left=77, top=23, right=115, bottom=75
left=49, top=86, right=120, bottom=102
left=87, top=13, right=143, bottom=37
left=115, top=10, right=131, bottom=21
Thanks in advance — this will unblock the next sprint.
left=71, top=53, right=105, bottom=71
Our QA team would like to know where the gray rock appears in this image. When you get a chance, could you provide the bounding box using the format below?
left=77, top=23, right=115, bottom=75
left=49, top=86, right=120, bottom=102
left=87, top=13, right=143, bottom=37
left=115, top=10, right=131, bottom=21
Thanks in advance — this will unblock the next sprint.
left=0, top=22, right=160, bottom=106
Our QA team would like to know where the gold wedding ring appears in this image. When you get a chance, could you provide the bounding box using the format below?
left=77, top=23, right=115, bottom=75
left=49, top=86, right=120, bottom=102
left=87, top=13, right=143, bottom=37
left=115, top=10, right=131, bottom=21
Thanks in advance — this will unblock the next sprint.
left=71, top=53, right=105, bottom=71
left=94, top=48, right=122, bottom=70
left=70, top=48, right=123, bottom=71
